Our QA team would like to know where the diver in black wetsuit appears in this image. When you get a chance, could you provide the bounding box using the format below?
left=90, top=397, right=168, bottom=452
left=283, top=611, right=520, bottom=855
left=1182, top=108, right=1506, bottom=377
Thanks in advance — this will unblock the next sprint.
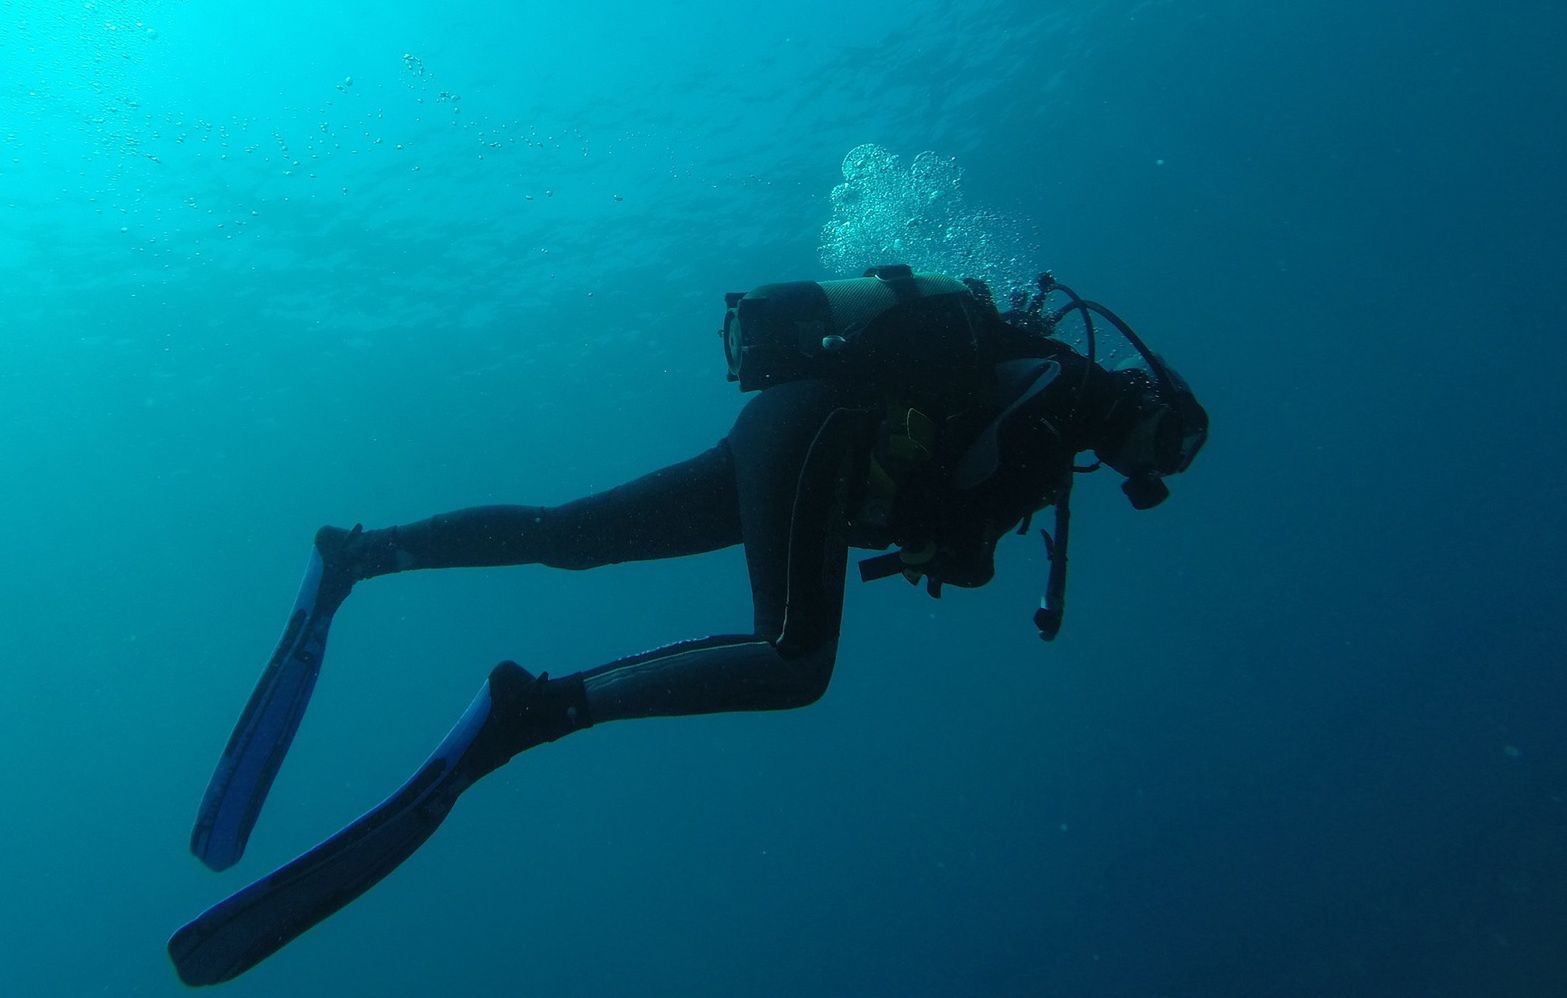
left=171, top=268, right=1209, bottom=986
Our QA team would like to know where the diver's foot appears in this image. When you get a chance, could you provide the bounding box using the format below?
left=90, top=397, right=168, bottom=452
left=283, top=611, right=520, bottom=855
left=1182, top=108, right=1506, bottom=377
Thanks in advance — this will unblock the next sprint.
left=312, top=524, right=365, bottom=616
left=458, top=662, right=591, bottom=784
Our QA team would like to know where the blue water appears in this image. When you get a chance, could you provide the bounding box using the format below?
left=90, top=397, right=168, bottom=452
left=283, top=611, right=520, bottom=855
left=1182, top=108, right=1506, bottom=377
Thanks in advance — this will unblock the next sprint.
left=3, top=1, right=1564, bottom=995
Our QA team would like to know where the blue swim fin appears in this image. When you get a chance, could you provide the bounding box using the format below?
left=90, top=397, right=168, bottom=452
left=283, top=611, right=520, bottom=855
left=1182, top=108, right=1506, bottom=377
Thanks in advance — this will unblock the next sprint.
left=189, top=536, right=352, bottom=871
left=171, top=662, right=566, bottom=986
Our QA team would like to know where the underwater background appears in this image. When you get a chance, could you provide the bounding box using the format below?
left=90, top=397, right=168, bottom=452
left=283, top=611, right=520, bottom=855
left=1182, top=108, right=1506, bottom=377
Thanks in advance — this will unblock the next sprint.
left=2, top=0, right=1564, bottom=995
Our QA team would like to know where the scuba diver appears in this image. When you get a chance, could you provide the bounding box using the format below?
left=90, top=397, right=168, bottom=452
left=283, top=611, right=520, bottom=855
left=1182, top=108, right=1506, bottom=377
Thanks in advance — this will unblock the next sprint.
left=170, top=266, right=1208, bottom=986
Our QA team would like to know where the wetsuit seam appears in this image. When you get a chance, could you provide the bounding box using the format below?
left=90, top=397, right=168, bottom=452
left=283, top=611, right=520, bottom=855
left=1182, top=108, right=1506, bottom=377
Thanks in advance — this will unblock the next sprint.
left=582, top=636, right=771, bottom=690
left=776, top=405, right=864, bottom=653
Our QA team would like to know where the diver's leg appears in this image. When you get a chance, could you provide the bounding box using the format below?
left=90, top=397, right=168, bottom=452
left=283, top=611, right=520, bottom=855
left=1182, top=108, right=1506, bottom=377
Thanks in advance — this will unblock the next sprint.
left=357, top=380, right=865, bottom=754
left=316, top=443, right=742, bottom=608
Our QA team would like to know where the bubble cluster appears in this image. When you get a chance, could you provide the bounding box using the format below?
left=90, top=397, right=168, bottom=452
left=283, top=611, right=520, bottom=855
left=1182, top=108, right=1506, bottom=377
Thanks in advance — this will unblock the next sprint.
left=819, top=143, right=1039, bottom=299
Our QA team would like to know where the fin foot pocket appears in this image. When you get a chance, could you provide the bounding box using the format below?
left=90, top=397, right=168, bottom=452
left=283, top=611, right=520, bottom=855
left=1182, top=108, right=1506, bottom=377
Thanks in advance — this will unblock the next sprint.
left=453, top=661, right=589, bottom=786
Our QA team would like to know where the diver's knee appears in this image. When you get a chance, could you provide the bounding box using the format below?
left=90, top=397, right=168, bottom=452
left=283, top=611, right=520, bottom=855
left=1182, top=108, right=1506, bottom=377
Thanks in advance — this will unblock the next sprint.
left=774, top=638, right=838, bottom=708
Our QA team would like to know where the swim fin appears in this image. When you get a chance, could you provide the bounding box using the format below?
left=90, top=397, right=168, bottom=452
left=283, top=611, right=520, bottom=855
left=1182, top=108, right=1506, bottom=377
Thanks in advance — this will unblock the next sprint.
left=170, top=662, right=570, bottom=987
left=189, top=529, right=359, bottom=871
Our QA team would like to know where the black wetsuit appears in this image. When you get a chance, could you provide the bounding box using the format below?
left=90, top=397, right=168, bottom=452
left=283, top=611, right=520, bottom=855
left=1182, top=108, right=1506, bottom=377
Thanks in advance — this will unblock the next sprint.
left=345, top=348, right=1115, bottom=728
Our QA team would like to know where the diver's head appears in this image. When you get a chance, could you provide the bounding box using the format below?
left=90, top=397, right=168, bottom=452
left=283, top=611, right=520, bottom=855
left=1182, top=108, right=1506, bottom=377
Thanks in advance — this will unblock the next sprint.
left=1095, top=358, right=1208, bottom=509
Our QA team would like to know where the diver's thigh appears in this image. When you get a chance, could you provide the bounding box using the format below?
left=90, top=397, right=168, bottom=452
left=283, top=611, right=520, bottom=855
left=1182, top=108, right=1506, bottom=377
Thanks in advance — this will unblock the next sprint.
left=727, top=381, right=864, bottom=645
left=545, top=443, right=742, bottom=565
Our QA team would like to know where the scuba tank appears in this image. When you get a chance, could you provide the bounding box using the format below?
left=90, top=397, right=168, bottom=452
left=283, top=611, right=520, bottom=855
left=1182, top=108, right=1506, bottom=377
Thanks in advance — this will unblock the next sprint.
left=721, top=264, right=996, bottom=397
